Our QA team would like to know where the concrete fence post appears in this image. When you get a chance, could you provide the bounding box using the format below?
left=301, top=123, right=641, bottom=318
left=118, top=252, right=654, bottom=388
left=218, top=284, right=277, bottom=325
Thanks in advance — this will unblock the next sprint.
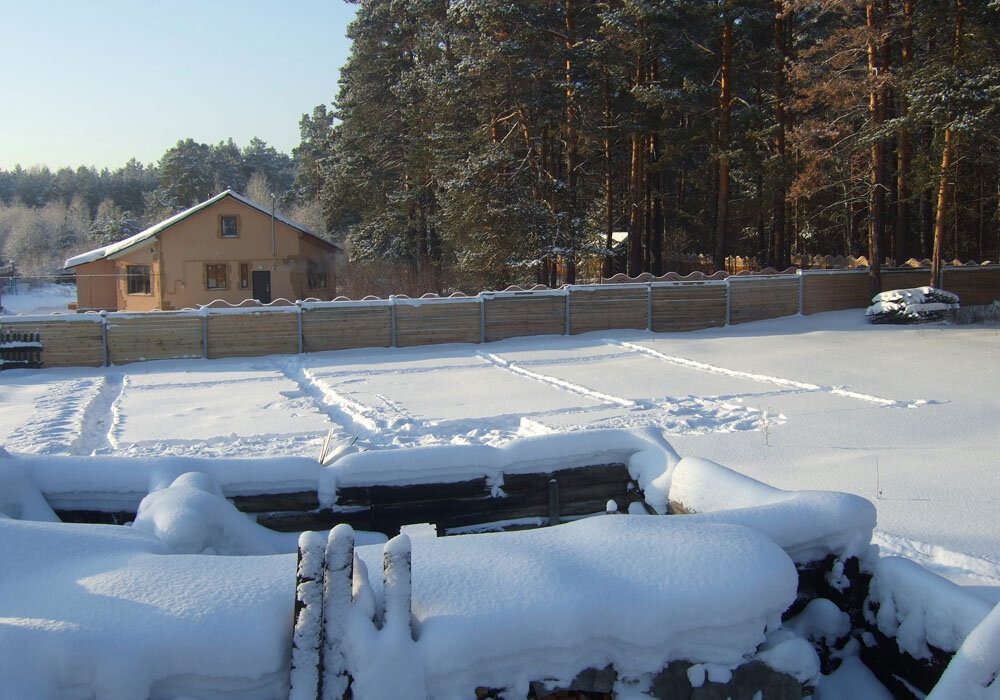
left=479, top=295, right=486, bottom=344
left=725, top=278, right=732, bottom=326
left=646, top=283, right=653, bottom=331
left=296, top=301, right=304, bottom=355
left=797, top=269, right=805, bottom=315
left=99, top=310, right=109, bottom=367
left=564, top=287, right=572, bottom=335
left=389, top=296, right=398, bottom=348
left=201, top=311, right=208, bottom=359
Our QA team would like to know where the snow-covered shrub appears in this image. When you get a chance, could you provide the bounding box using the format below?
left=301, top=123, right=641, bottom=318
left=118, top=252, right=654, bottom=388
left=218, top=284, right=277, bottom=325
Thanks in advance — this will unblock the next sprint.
left=866, top=287, right=959, bottom=324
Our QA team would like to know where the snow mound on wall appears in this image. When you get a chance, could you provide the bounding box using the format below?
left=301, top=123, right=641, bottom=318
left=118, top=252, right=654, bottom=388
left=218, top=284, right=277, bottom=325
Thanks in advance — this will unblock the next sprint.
left=350, top=516, right=799, bottom=699
left=0, top=517, right=294, bottom=699
left=927, top=601, right=1000, bottom=700
left=0, top=456, right=59, bottom=522
left=866, top=556, right=994, bottom=659
left=665, top=456, right=877, bottom=565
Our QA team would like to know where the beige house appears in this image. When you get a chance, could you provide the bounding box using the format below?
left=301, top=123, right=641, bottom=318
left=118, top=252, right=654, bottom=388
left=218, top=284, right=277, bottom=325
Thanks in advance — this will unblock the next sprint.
left=65, top=190, right=342, bottom=312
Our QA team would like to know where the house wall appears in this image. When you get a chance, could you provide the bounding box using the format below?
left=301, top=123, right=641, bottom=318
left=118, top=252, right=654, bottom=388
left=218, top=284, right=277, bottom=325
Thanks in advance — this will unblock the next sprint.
left=114, top=197, right=337, bottom=311
left=74, top=258, right=119, bottom=311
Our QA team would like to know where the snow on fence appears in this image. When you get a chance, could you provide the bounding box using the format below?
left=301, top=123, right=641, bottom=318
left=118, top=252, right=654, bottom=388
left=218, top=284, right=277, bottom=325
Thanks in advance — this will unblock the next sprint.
left=2, top=265, right=999, bottom=368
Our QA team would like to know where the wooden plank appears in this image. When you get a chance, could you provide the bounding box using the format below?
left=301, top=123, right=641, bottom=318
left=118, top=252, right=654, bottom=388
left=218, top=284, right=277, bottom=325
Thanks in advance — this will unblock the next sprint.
left=881, top=268, right=933, bottom=292
left=941, top=268, right=1000, bottom=306
left=802, top=273, right=870, bottom=314
left=651, top=285, right=727, bottom=331
left=484, top=295, right=565, bottom=341
left=206, top=312, right=299, bottom=358
left=0, top=318, right=104, bottom=367
left=302, top=305, right=393, bottom=351
left=106, top=315, right=203, bottom=364
left=569, top=287, right=648, bottom=334
left=395, top=301, right=481, bottom=347
left=729, top=278, right=799, bottom=324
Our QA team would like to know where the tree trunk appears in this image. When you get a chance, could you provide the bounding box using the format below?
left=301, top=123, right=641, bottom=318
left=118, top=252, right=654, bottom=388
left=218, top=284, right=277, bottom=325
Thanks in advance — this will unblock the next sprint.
left=866, top=0, right=883, bottom=297
left=563, top=0, right=578, bottom=284
left=628, top=42, right=645, bottom=276
left=602, top=75, right=615, bottom=278
left=931, top=0, right=964, bottom=286
left=896, top=0, right=914, bottom=263
left=714, top=2, right=733, bottom=273
left=773, top=1, right=790, bottom=269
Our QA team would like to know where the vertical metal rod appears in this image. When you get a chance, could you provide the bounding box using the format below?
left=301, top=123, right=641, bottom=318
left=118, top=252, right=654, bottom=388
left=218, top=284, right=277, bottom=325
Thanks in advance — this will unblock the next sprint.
left=725, top=279, right=732, bottom=326
left=296, top=301, right=304, bottom=354
left=797, top=269, right=805, bottom=315
left=100, top=311, right=109, bottom=367
left=390, top=297, right=397, bottom=347
left=479, top=296, right=486, bottom=344
left=564, top=288, right=571, bottom=335
left=202, top=313, right=208, bottom=359
left=646, top=283, right=653, bottom=331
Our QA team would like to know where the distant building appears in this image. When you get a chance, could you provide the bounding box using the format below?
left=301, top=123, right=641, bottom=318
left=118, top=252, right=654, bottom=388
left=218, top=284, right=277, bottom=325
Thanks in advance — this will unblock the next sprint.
left=64, top=190, right=342, bottom=312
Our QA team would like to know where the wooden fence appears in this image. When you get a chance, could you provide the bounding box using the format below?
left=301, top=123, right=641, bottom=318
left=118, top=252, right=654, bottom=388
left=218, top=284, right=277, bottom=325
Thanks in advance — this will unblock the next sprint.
left=2, top=265, right=999, bottom=368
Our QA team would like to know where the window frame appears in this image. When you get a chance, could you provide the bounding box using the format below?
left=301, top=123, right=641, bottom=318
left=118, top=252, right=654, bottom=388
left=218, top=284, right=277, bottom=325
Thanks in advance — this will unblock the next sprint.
left=125, top=264, right=151, bottom=295
left=307, top=259, right=327, bottom=290
left=220, top=215, right=239, bottom=238
left=239, top=262, right=250, bottom=290
left=205, top=263, right=229, bottom=290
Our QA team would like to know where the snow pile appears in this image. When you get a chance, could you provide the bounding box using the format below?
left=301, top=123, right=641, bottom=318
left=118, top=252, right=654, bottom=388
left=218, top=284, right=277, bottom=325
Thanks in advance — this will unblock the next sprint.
left=0, top=453, right=59, bottom=522
left=927, top=602, right=1000, bottom=700
left=347, top=515, right=800, bottom=699
left=0, top=281, right=76, bottom=315
left=132, top=471, right=301, bottom=555
left=866, top=556, right=994, bottom=658
left=663, top=456, right=878, bottom=564
left=0, top=517, right=294, bottom=699
left=866, top=287, right=960, bottom=323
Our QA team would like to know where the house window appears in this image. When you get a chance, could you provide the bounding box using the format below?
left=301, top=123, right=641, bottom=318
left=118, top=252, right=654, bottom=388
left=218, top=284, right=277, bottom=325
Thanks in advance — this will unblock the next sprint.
left=307, top=260, right=327, bottom=289
left=206, top=263, right=228, bottom=290
left=240, top=263, right=250, bottom=289
left=126, top=265, right=151, bottom=295
left=221, top=215, right=238, bottom=238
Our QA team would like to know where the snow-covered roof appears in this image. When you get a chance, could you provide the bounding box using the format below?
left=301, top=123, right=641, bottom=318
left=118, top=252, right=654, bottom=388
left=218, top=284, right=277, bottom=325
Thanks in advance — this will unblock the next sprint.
left=63, top=190, right=340, bottom=269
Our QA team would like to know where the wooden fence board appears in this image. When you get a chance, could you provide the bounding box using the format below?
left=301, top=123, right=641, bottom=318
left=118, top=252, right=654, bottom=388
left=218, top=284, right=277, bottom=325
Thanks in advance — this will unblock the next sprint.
left=651, top=284, right=727, bottom=331
left=395, top=300, right=481, bottom=347
left=106, top=315, right=203, bottom=364
left=729, top=277, right=799, bottom=324
left=484, top=295, right=566, bottom=341
left=802, top=273, right=870, bottom=314
left=881, top=268, right=933, bottom=292
left=206, top=312, right=299, bottom=358
left=0, top=318, right=104, bottom=367
left=569, top=287, right=648, bottom=334
left=942, top=268, right=1000, bottom=306
left=302, top=306, right=392, bottom=352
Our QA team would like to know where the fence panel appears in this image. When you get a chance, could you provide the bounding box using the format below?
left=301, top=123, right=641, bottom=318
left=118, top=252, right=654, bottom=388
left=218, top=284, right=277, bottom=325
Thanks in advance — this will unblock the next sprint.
left=302, top=304, right=392, bottom=352
left=941, top=267, right=1000, bottom=306
left=729, top=277, right=799, bottom=324
left=0, top=316, right=104, bottom=367
left=484, top=294, right=566, bottom=342
left=206, top=310, right=299, bottom=359
left=650, top=284, right=727, bottom=332
left=394, top=299, right=481, bottom=347
left=801, top=271, right=870, bottom=314
left=106, top=314, right=203, bottom=364
left=569, top=286, right=648, bottom=334
left=880, top=268, right=933, bottom=292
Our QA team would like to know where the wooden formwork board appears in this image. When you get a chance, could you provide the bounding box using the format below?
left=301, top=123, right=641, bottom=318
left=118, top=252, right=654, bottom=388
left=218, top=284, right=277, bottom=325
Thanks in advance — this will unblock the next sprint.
left=206, top=312, right=299, bottom=358
left=880, top=268, right=933, bottom=292
left=484, top=295, right=566, bottom=342
left=569, top=287, right=648, bottom=334
left=106, top=315, right=203, bottom=364
left=650, top=285, right=727, bottom=332
left=729, top=278, right=799, bottom=324
left=302, top=306, right=392, bottom=351
left=0, top=318, right=104, bottom=367
left=394, top=301, right=481, bottom=347
left=802, top=273, right=870, bottom=314
left=941, top=268, right=1000, bottom=306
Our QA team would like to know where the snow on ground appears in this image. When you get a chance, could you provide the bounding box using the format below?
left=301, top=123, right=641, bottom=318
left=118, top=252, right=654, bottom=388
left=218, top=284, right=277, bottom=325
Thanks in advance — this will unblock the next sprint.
left=1, top=308, right=997, bottom=589
left=0, top=281, right=76, bottom=315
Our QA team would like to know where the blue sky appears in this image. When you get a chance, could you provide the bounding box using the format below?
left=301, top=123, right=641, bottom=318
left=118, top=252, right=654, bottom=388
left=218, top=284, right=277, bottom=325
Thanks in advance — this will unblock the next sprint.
left=0, top=1, right=358, bottom=170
